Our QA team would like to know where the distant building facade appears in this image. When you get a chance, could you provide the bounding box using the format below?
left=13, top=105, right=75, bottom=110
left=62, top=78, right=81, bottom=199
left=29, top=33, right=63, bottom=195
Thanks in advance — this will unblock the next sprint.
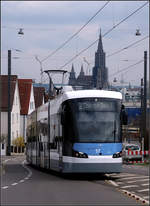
left=68, top=30, right=109, bottom=89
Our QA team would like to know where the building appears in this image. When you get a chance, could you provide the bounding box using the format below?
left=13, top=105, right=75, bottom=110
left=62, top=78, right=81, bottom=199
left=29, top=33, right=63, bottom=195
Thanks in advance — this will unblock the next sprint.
left=0, top=75, right=21, bottom=155
left=33, top=87, right=45, bottom=108
left=92, top=29, right=108, bottom=89
left=68, top=29, right=109, bottom=89
left=18, top=79, right=35, bottom=143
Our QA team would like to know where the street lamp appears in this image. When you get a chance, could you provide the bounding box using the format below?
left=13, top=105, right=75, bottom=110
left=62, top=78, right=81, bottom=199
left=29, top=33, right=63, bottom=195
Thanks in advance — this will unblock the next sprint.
left=18, top=28, right=24, bottom=35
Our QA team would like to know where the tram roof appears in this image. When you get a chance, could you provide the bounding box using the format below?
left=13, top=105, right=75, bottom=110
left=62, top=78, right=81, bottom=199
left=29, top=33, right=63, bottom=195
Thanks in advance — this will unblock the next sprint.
left=63, top=89, right=122, bottom=101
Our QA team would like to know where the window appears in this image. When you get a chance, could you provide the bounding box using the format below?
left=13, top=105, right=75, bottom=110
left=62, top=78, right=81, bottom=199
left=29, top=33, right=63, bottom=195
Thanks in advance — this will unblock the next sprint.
left=2, top=144, right=4, bottom=149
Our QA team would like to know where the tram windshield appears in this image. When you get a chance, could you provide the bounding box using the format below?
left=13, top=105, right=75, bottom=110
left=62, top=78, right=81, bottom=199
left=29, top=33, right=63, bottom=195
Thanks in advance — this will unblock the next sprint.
left=62, top=98, right=121, bottom=143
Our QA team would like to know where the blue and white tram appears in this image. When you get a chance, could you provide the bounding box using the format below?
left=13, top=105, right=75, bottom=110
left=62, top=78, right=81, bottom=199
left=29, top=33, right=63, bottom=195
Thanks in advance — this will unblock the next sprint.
left=26, top=88, right=127, bottom=173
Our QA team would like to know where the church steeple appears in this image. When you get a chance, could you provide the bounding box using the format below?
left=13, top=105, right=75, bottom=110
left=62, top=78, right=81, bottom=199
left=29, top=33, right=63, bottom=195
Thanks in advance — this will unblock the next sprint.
left=97, top=28, right=103, bottom=52
left=70, top=64, right=76, bottom=79
left=68, top=64, right=76, bottom=86
left=92, top=28, right=108, bottom=89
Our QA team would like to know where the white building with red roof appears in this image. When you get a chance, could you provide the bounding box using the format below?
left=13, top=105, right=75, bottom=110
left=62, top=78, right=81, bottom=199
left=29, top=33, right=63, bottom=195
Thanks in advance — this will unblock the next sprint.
left=0, top=75, right=21, bottom=155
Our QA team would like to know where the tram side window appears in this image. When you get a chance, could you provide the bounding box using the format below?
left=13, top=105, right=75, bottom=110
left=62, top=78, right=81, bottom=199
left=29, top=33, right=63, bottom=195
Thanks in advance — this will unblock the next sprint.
left=61, top=103, right=75, bottom=156
left=61, top=104, right=74, bottom=141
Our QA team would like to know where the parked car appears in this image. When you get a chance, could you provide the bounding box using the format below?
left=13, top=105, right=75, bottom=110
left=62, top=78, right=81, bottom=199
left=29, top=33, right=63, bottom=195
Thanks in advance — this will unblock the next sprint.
left=122, top=144, right=142, bottom=162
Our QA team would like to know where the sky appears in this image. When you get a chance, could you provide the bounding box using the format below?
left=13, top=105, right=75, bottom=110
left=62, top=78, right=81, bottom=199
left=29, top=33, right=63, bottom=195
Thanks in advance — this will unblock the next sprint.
left=1, top=1, right=149, bottom=86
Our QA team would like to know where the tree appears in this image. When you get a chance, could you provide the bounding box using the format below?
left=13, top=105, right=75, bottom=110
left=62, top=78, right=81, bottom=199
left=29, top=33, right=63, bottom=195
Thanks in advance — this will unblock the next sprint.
left=12, top=137, right=25, bottom=153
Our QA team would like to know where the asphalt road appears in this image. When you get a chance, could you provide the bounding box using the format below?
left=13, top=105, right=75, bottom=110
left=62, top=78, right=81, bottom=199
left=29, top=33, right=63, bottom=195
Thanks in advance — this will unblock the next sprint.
left=1, top=155, right=148, bottom=206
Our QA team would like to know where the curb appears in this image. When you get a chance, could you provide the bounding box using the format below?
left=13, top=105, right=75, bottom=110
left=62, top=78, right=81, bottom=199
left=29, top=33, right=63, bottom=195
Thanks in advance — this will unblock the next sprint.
left=120, top=189, right=149, bottom=205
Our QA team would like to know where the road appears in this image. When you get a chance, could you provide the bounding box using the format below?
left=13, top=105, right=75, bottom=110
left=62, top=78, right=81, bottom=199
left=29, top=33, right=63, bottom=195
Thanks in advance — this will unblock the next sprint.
left=1, top=155, right=148, bottom=205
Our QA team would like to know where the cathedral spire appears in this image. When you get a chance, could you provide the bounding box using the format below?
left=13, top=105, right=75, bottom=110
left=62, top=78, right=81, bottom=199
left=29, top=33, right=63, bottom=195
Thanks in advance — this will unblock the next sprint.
left=97, top=28, right=103, bottom=52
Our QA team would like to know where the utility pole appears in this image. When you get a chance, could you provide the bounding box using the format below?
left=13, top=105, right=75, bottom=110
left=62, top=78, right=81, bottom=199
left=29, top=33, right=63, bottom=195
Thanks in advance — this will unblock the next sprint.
left=149, top=50, right=150, bottom=151
left=140, top=78, right=143, bottom=149
left=143, top=51, right=147, bottom=150
left=7, top=50, right=11, bottom=156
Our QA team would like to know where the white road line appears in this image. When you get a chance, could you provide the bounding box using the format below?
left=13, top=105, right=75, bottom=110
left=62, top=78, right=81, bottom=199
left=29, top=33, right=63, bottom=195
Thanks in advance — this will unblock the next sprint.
left=143, top=196, right=149, bottom=199
left=141, top=183, right=149, bottom=186
left=121, top=185, right=139, bottom=189
left=11, top=183, right=18, bottom=186
left=127, top=178, right=149, bottom=183
left=19, top=180, right=25, bottom=183
left=138, top=189, right=149, bottom=192
left=121, top=176, right=147, bottom=180
left=115, top=173, right=137, bottom=177
left=107, top=180, right=119, bottom=187
left=107, top=173, right=136, bottom=178
left=1, top=157, right=32, bottom=190
left=2, top=186, right=9, bottom=189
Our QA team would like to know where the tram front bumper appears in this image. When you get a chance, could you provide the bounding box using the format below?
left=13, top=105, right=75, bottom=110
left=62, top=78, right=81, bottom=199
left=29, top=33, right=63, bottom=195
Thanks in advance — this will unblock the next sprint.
left=62, top=156, right=122, bottom=173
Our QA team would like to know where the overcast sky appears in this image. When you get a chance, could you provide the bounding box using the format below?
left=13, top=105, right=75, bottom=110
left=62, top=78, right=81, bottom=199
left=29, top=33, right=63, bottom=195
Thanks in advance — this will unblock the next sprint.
left=1, top=1, right=149, bottom=86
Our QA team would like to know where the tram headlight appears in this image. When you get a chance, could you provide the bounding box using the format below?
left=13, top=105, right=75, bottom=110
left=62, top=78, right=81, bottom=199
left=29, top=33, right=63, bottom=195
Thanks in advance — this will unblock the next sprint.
left=113, top=151, right=122, bottom=158
left=72, top=150, right=88, bottom=158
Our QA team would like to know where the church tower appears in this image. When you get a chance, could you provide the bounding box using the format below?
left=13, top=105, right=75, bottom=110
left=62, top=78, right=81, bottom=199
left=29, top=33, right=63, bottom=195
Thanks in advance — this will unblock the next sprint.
left=68, top=64, right=76, bottom=86
left=92, top=29, right=108, bottom=89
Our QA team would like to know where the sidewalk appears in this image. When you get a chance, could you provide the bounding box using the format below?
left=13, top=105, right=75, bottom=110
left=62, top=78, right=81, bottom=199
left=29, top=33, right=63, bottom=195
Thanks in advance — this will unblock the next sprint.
left=1, top=153, right=25, bottom=163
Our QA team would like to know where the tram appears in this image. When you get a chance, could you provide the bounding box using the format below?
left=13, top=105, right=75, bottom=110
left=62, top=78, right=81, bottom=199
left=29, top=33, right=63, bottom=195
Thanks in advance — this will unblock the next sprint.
left=26, top=87, right=127, bottom=173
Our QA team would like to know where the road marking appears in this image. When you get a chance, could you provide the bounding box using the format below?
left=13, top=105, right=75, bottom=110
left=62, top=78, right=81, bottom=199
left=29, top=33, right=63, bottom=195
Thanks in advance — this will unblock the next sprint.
left=115, top=173, right=136, bottom=177
left=121, top=176, right=147, bottom=180
left=1, top=157, right=32, bottom=190
left=2, top=186, right=9, bottom=189
left=106, top=173, right=136, bottom=178
left=107, top=180, right=119, bottom=187
left=141, top=183, right=149, bottom=186
left=11, top=183, right=18, bottom=186
left=127, top=178, right=149, bottom=183
left=138, top=189, right=149, bottom=192
left=143, top=196, right=149, bottom=199
left=121, top=185, right=139, bottom=188
left=19, top=180, right=25, bottom=183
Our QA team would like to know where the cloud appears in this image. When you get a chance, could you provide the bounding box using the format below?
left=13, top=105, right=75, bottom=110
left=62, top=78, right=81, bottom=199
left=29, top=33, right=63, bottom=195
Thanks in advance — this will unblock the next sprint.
left=1, top=1, right=149, bottom=85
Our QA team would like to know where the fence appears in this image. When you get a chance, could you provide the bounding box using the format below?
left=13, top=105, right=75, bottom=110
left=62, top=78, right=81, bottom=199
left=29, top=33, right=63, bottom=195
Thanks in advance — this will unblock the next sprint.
left=123, top=150, right=150, bottom=164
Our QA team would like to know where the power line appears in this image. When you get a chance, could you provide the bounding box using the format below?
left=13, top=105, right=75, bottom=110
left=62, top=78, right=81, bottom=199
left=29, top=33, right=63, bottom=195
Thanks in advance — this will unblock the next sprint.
left=2, top=25, right=56, bottom=31
left=109, top=59, right=144, bottom=78
left=106, top=35, right=149, bottom=58
left=41, top=1, right=110, bottom=63
left=58, top=1, right=148, bottom=70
